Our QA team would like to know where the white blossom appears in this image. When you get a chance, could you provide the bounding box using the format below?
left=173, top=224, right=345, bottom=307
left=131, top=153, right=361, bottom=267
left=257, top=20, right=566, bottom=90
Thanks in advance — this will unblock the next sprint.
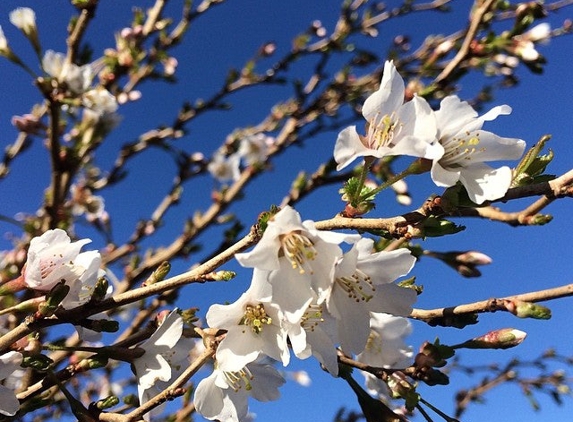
left=132, top=309, right=192, bottom=421
left=194, top=359, right=285, bottom=422
left=358, top=314, right=413, bottom=399
left=42, top=50, right=93, bottom=94
left=513, top=23, right=551, bottom=61
left=59, top=250, right=102, bottom=309
left=283, top=299, right=340, bottom=375
left=206, top=281, right=289, bottom=372
left=0, top=26, right=7, bottom=52
left=9, top=7, right=36, bottom=35
left=238, top=133, right=272, bottom=166
left=235, top=205, right=358, bottom=322
left=0, top=352, right=23, bottom=416
left=334, top=61, right=438, bottom=171
left=208, top=152, right=241, bottom=182
left=327, top=238, right=417, bottom=355
left=24, top=229, right=94, bottom=292
left=431, top=95, right=526, bottom=204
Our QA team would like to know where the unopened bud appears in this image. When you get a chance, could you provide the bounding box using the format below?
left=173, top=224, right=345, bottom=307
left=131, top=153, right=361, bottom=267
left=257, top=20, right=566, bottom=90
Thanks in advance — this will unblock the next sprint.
left=454, top=251, right=492, bottom=266
left=212, top=270, right=236, bottom=281
left=456, top=328, right=527, bottom=350
left=142, top=261, right=171, bottom=286
left=78, top=355, right=109, bottom=371
left=93, top=395, right=119, bottom=410
left=387, top=371, right=414, bottom=398
left=505, top=299, right=551, bottom=319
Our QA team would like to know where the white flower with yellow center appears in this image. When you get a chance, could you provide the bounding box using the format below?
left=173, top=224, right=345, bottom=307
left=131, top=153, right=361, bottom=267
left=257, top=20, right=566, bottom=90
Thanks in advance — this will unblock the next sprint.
left=357, top=313, right=413, bottom=400
left=206, top=282, right=289, bottom=372
left=236, top=206, right=358, bottom=323
left=431, top=95, right=526, bottom=204
left=194, top=359, right=285, bottom=422
left=334, top=60, right=438, bottom=171
left=283, top=300, right=340, bottom=376
left=327, top=238, right=417, bottom=355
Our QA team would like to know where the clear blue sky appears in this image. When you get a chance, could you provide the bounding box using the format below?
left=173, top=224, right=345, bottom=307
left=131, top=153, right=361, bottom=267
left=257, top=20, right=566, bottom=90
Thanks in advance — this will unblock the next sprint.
left=0, top=1, right=572, bottom=421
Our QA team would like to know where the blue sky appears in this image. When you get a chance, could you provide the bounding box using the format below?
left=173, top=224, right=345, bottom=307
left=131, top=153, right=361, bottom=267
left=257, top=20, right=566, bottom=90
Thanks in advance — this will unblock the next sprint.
left=1, top=1, right=573, bottom=421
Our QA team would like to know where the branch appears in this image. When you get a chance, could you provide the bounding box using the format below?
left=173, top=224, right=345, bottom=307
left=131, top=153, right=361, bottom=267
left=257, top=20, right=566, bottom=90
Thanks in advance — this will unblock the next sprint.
left=434, top=0, right=497, bottom=84
left=411, top=283, right=573, bottom=323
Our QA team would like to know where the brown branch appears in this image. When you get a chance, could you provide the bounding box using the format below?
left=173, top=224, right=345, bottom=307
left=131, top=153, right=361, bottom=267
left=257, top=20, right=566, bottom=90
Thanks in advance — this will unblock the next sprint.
left=434, top=0, right=497, bottom=84
left=411, top=283, right=573, bottom=323
left=66, top=2, right=97, bottom=65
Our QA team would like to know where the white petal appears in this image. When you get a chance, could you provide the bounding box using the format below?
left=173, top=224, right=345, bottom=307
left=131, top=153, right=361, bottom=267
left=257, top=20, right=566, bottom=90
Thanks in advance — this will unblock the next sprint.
left=333, top=126, right=370, bottom=170
left=248, top=363, right=285, bottom=402
left=358, top=249, right=416, bottom=286
left=0, top=385, right=20, bottom=416
left=463, top=130, right=525, bottom=162
left=363, top=61, right=404, bottom=120
left=194, top=373, right=226, bottom=420
left=136, top=353, right=171, bottom=390
left=367, top=284, right=417, bottom=317
left=435, top=95, right=477, bottom=139
left=144, top=310, right=182, bottom=349
left=216, top=329, right=261, bottom=372
left=431, top=161, right=461, bottom=187
left=459, top=163, right=513, bottom=204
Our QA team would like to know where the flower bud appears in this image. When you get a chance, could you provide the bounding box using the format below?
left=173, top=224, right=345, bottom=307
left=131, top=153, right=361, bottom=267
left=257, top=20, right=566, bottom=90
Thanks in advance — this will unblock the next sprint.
left=142, top=261, right=171, bottom=286
left=9, top=8, right=41, bottom=55
left=77, top=355, right=109, bottom=371
left=93, top=396, right=120, bottom=410
left=456, top=328, right=527, bottom=350
left=387, top=371, right=415, bottom=399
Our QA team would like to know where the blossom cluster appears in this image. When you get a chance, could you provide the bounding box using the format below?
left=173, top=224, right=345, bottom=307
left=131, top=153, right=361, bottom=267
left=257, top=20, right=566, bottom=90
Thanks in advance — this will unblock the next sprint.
left=193, top=205, right=417, bottom=420
left=208, top=133, right=275, bottom=183
left=1, top=7, right=120, bottom=133
left=334, top=60, right=526, bottom=205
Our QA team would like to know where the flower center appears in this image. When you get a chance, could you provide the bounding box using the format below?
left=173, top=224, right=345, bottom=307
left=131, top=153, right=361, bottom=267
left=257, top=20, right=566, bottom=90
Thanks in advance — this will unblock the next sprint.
left=280, top=231, right=317, bottom=274
left=364, top=330, right=382, bottom=354
left=300, top=304, right=324, bottom=332
left=222, top=366, right=254, bottom=392
left=334, top=269, right=374, bottom=302
left=366, top=112, right=402, bottom=150
left=439, top=131, right=486, bottom=167
left=240, top=303, right=272, bottom=334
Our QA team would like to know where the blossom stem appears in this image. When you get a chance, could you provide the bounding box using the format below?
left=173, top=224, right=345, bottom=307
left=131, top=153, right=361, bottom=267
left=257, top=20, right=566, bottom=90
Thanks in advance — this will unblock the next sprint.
left=358, top=159, right=429, bottom=202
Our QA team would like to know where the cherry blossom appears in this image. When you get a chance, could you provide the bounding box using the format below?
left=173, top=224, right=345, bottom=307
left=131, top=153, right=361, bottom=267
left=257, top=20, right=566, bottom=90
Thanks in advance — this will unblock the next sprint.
left=431, top=95, right=526, bottom=204
left=334, top=61, right=438, bottom=171
left=206, top=281, right=289, bottom=372
left=132, top=309, right=192, bottom=420
left=235, top=205, right=358, bottom=322
left=327, top=238, right=417, bottom=355
left=194, top=359, right=285, bottom=422
left=9, top=7, right=36, bottom=36
left=24, top=229, right=94, bottom=292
